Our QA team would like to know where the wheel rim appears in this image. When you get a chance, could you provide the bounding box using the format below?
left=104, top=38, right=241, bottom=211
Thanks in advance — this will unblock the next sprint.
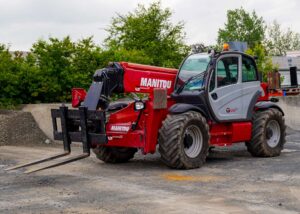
left=183, top=125, right=203, bottom=158
left=266, top=120, right=281, bottom=148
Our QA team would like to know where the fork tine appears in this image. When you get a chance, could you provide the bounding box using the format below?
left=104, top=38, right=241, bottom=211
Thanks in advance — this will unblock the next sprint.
left=5, top=151, right=70, bottom=171
left=24, top=153, right=89, bottom=174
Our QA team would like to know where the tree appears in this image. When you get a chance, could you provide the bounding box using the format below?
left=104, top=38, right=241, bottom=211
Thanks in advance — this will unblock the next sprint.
left=217, top=8, right=265, bottom=48
left=105, top=1, right=189, bottom=68
left=29, top=36, right=104, bottom=103
left=30, top=37, right=75, bottom=102
left=0, top=44, right=21, bottom=106
left=190, top=43, right=209, bottom=54
left=70, top=37, right=104, bottom=89
left=265, top=20, right=300, bottom=56
left=0, top=45, right=37, bottom=106
left=246, top=44, right=277, bottom=81
left=98, top=48, right=153, bottom=67
left=190, top=43, right=220, bottom=54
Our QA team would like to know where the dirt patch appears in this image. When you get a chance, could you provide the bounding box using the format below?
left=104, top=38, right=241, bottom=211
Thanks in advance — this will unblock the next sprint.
left=162, top=173, right=225, bottom=182
left=0, top=110, right=53, bottom=146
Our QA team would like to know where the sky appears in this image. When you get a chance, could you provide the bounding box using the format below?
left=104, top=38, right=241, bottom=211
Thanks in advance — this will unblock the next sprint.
left=0, top=0, right=299, bottom=51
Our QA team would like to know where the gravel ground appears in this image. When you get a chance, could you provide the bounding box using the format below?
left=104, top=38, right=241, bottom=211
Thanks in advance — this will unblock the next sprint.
left=0, top=110, right=52, bottom=146
left=0, top=129, right=299, bottom=214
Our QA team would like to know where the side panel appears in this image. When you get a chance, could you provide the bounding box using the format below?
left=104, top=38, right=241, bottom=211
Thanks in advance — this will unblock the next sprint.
left=231, top=122, right=252, bottom=142
left=208, top=55, right=262, bottom=121
left=242, top=81, right=262, bottom=119
left=209, top=84, right=244, bottom=120
left=210, top=122, right=252, bottom=146
left=208, top=54, right=245, bottom=121
left=104, top=102, right=145, bottom=149
left=104, top=96, right=174, bottom=154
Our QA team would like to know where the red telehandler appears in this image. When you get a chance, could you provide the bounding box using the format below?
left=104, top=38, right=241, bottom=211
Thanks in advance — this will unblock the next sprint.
left=7, top=45, right=286, bottom=173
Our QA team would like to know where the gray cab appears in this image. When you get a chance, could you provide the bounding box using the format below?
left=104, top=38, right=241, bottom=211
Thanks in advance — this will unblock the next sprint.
left=208, top=53, right=261, bottom=121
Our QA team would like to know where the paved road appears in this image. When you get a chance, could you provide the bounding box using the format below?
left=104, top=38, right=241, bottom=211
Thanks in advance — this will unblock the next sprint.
left=0, top=130, right=299, bottom=214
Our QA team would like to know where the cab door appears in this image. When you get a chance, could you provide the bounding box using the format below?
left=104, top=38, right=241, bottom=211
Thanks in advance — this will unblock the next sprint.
left=240, top=56, right=261, bottom=119
left=208, top=54, right=244, bottom=121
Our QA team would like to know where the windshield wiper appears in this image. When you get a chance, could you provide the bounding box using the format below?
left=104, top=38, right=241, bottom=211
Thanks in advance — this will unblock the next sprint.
left=177, top=71, right=206, bottom=93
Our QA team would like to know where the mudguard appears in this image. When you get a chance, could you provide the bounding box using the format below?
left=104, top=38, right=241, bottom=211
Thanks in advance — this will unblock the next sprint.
left=255, top=101, right=284, bottom=115
left=169, top=103, right=208, bottom=118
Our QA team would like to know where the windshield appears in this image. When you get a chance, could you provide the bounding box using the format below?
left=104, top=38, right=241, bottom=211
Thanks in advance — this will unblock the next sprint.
left=176, top=53, right=211, bottom=91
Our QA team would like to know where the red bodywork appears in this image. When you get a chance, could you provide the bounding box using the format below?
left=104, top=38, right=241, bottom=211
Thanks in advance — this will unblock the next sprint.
left=258, top=82, right=269, bottom=101
left=72, top=88, right=86, bottom=108
left=72, top=62, right=269, bottom=154
left=106, top=62, right=177, bottom=154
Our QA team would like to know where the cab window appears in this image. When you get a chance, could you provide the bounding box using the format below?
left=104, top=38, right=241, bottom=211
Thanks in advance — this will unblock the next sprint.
left=242, top=57, right=257, bottom=82
left=216, top=57, right=238, bottom=88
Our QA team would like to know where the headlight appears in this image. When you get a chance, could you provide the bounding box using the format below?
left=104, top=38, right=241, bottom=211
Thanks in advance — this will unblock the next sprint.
left=134, top=101, right=145, bottom=111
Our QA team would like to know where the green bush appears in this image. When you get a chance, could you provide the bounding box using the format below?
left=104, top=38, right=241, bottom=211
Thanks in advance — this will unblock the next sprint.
left=0, top=36, right=184, bottom=107
left=0, top=37, right=105, bottom=106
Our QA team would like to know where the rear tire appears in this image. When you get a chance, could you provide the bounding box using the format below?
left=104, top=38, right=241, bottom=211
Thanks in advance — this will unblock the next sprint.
left=93, top=147, right=137, bottom=163
left=158, top=111, right=210, bottom=169
left=246, top=108, right=286, bottom=157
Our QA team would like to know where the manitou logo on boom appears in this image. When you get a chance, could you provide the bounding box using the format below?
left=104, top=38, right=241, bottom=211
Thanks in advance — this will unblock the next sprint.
left=140, top=77, right=172, bottom=89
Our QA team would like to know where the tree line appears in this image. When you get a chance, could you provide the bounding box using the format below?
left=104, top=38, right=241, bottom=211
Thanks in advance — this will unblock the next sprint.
left=1, top=2, right=299, bottom=107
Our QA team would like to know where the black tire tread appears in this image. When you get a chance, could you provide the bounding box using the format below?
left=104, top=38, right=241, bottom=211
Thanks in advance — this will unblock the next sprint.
left=93, top=147, right=137, bottom=163
left=158, top=111, right=210, bottom=169
left=246, top=108, right=286, bottom=157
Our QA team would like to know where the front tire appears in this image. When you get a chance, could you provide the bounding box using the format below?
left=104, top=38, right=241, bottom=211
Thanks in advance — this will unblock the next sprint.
left=246, top=108, right=286, bottom=157
left=93, top=147, right=137, bottom=163
left=158, top=111, right=210, bottom=169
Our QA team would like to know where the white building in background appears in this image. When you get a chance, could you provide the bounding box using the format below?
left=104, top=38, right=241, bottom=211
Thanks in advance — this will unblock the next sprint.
left=286, top=51, right=300, bottom=57
left=272, top=51, right=300, bottom=87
